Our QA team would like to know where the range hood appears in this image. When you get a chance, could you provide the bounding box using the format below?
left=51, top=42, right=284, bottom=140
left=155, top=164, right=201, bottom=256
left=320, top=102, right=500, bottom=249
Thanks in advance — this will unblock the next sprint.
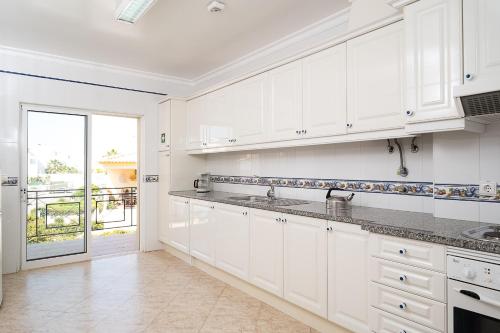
left=454, top=79, right=500, bottom=124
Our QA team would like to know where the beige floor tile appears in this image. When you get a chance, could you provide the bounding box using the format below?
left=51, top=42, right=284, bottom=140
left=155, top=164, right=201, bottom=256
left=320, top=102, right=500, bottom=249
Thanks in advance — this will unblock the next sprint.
left=0, top=252, right=316, bottom=333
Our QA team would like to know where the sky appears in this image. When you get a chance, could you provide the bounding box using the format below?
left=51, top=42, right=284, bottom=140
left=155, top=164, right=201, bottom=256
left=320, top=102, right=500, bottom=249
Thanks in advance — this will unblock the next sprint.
left=28, top=112, right=138, bottom=174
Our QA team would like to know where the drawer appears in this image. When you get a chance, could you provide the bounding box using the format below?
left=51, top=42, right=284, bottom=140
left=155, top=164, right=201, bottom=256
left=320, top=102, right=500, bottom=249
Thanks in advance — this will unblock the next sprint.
left=370, top=282, right=446, bottom=332
left=369, top=234, right=446, bottom=272
left=370, top=257, right=446, bottom=302
left=370, top=307, right=441, bottom=333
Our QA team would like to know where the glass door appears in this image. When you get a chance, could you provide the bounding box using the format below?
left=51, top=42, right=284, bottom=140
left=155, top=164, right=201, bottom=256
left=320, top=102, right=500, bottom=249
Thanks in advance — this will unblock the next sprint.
left=22, top=109, right=90, bottom=265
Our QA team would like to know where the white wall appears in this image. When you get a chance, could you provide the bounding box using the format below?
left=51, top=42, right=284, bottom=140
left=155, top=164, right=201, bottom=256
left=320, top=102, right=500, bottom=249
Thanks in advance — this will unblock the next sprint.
left=0, top=48, right=189, bottom=274
left=207, top=136, right=434, bottom=213
left=433, top=122, right=500, bottom=223
left=206, top=124, right=500, bottom=223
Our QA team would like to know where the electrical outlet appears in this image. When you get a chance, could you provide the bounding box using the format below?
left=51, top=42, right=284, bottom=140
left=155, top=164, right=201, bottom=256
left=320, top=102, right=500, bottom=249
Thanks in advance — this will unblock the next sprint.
left=479, top=181, right=497, bottom=197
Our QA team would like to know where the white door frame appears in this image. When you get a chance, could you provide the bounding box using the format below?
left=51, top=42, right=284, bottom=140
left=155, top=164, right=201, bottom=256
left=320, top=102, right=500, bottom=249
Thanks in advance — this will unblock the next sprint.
left=19, top=103, right=142, bottom=270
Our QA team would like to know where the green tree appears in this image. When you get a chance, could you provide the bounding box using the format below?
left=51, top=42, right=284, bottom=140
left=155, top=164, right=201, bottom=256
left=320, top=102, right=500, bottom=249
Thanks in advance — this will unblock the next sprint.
left=45, top=159, right=78, bottom=174
left=105, top=149, right=119, bottom=157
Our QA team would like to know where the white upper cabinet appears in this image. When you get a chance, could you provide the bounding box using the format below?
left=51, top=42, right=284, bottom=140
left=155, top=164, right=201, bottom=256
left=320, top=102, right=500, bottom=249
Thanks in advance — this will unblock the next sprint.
left=303, top=44, right=347, bottom=138
left=347, top=22, right=405, bottom=133
left=404, top=0, right=462, bottom=123
left=204, top=88, right=233, bottom=148
left=190, top=199, right=216, bottom=265
left=232, top=73, right=269, bottom=145
left=463, top=0, right=500, bottom=85
left=167, top=196, right=190, bottom=254
left=215, top=203, right=250, bottom=280
left=158, top=151, right=171, bottom=244
left=283, top=214, right=327, bottom=318
left=328, top=222, right=370, bottom=333
left=158, top=101, right=171, bottom=151
left=269, top=61, right=303, bottom=141
left=186, top=97, right=207, bottom=150
left=249, top=209, right=284, bottom=297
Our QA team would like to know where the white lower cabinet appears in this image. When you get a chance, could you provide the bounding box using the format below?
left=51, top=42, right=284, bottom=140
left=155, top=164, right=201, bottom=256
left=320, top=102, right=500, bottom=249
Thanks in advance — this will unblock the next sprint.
left=215, top=203, right=250, bottom=280
left=167, top=196, right=190, bottom=254
left=283, top=214, right=328, bottom=318
left=189, top=199, right=216, bottom=265
left=370, top=283, right=446, bottom=332
left=370, top=308, right=441, bottom=333
left=328, top=222, right=370, bottom=333
left=249, top=209, right=284, bottom=297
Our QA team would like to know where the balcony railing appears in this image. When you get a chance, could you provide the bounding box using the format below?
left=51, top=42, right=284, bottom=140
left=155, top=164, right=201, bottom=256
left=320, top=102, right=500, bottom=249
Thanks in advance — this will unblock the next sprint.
left=26, top=187, right=137, bottom=243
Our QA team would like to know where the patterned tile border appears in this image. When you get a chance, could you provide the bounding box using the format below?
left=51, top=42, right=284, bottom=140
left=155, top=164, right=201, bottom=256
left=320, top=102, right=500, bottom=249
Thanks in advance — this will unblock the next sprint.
left=434, top=184, right=500, bottom=203
left=210, top=175, right=434, bottom=197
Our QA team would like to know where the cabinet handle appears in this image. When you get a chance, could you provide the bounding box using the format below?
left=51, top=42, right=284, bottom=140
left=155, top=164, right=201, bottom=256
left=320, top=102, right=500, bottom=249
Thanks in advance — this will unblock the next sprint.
left=296, top=130, right=300, bottom=135
left=399, top=248, right=407, bottom=255
left=399, top=274, right=407, bottom=282
left=243, top=211, right=248, bottom=216
left=346, top=123, right=353, bottom=128
left=283, top=218, right=287, bottom=223
left=465, top=73, right=473, bottom=81
left=302, top=129, right=307, bottom=134
left=400, top=330, right=407, bottom=333
left=326, top=226, right=333, bottom=231
left=406, top=110, right=414, bottom=117
left=399, top=302, right=407, bottom=310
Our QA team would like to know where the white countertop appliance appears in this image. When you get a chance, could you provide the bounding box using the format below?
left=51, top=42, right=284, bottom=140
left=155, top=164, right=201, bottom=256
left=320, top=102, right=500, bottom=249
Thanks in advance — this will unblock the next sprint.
left=193, top=173, right=211, bottom=193
left=447, top=248, right=500, bottom=333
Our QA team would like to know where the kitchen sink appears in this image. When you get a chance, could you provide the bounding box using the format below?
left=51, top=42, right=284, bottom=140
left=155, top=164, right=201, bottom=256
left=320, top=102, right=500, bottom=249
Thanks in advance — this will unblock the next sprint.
left=227, top=196, right=269, bottom=202
left=462, top=225, right=500, bottom=242
left=227, top=196, right=309, bottom=207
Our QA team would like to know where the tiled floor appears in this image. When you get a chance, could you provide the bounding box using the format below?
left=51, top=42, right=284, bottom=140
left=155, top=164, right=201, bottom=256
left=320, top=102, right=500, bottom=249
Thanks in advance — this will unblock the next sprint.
left=0, top=251, right=317, bottom=333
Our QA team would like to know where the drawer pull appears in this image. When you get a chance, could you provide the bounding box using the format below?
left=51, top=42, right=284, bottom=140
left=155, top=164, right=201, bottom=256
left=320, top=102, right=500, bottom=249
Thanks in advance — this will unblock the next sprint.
left=399, top=302, right=407, bottom=310
left=399, top=248, right=407, bottom=255
left=400, top=330, right=407, bottom=333
left=399, top=274, right=407, bottom=282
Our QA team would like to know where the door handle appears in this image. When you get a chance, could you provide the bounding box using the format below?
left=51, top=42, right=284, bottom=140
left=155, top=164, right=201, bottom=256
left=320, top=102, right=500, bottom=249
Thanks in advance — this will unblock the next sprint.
left=454, top=288, right=500, bottom=308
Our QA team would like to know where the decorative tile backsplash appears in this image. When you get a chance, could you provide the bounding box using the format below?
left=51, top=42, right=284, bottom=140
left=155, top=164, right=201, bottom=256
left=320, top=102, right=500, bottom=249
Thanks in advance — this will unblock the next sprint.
left=434, top=184, right=500, bottom=203
left=210, top=175, right=434, bottom=197
left=211, top=176, right=500, bottom=203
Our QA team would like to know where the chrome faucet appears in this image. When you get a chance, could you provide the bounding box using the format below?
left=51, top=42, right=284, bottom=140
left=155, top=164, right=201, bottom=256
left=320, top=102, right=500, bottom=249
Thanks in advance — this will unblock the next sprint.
left=267, top=184, right=276, bottom=200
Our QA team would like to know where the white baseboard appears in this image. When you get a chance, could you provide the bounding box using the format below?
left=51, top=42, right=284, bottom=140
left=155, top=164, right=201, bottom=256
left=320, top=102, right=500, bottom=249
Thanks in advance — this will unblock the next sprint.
left=164, top=245, right=352, bottom=333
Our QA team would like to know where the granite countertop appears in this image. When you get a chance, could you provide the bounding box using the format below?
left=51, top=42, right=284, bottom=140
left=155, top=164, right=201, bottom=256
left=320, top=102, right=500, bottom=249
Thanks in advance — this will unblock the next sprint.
left=169, top=190, right=500, bottom=255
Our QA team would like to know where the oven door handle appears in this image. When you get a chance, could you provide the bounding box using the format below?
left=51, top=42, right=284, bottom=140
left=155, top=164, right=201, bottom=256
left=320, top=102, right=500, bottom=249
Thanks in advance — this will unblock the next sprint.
left=454, top=287, right=500, bottom=309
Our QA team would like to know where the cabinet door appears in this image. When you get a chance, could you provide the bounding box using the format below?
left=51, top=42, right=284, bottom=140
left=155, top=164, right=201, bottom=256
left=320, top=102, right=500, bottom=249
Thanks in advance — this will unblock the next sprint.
left=168, top=196, right=190, bottom=254
left=249, top=209, right=284, bottom=297
left=233, top=73, right=269, bottom=145
left=347, top=22, right=404, bottom=133
left=190, top=199, right=215, bottom=265
left=158, top=152, right=171, bottom=244
left=405, top=0, right=462, bottom=123
left=283, top=214, right=327, bottom=317
left=186, top=97, right=207, bottom=150
left=464, top=0, right=500, bottom=85
left=215, top=203, right=250, bottom=280
left=158, top=101, right=171, bottom=151
left=269, top=61, right=303, bottom=141
left=328, top=222, right=370, bottom=333
left=303, top=44, right=347, bottom=138
left=205, top=89, right=233, bottom=148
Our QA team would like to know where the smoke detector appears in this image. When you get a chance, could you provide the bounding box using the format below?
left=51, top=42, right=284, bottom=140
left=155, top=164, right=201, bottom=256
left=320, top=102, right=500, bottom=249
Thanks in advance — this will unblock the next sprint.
left=207, top=0, right=225, bottom=13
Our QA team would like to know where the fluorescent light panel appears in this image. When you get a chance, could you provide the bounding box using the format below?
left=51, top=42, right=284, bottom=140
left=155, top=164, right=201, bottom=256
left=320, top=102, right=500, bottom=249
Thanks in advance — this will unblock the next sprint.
left=116, top=0, right=157, bottom=24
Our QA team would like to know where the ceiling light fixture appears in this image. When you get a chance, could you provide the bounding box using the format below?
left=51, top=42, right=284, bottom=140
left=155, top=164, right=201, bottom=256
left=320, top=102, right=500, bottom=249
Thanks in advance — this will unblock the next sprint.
left=207, top=0, right=225, bottom=13
left=115, top=0, right=157, bottom=24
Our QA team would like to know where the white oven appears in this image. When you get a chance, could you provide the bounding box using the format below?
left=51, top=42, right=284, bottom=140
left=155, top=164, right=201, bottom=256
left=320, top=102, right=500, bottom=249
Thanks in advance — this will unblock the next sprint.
left=447, top=249, right=500, bottom=333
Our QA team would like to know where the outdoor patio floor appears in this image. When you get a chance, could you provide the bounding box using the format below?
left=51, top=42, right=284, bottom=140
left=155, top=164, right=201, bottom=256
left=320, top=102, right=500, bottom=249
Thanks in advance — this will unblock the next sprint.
left=0, top=251, right=318, bottom=332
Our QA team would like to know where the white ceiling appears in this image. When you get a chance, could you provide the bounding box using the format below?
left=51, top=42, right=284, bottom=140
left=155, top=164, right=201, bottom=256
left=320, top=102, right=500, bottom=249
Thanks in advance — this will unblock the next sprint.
left=0, top=0, right=350, bottom=80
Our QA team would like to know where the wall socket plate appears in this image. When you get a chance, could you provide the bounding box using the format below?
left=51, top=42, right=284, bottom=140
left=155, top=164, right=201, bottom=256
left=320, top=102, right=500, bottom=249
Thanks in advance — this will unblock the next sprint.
left=479, top=181, right=498, bottom=197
